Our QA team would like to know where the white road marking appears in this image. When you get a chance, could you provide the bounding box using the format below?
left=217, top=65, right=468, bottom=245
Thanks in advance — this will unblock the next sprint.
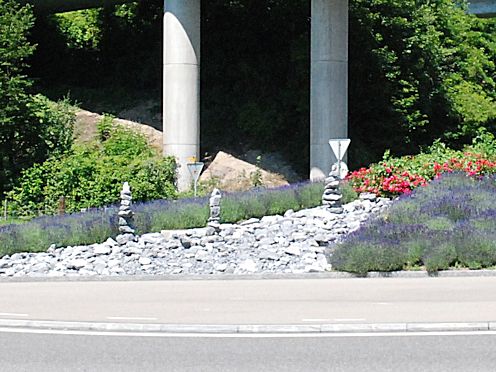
left=302, top=319, right=331, bottom=322
left=106, top=317, right=158, bottom=321
left=333, top=318, right=366, bottom=322
left=373, top=302, right=391, bottom=305
left=0, top=313, right=29, bottom=317
left=0, top=327, right=495, bottom=338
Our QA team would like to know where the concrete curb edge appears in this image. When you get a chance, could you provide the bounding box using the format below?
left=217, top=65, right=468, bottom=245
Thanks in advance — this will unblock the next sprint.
left=0, top=319, right=495, bottom=334
left=2, top=269, right=496, bottom=283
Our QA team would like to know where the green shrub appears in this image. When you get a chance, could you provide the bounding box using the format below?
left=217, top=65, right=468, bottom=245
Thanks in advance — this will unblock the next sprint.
left=296, top=182, right=325, bottom=207
left=331, top=243, right=407, bottom=276
left=101, top=124, right=151, bottom=157
left=219, top=183, right=322, bottom=224
left=96, top=113, right=114, bottom=141
left=339, top=181, right=358, bottom=204
left=52, top=8, right=101, bottom=50
left=7, top=124, right=176, bottom=216
left=0, top=2, right=77, bottom=195
left=423, top=243, right=457, bottom=273
left=28, top=94, right=76, bottom=156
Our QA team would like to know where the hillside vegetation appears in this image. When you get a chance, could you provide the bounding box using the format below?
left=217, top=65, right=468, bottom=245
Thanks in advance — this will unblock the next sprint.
left=0, top=0, right=494, bottom=210
left=29, top=0, right=495, bottom=173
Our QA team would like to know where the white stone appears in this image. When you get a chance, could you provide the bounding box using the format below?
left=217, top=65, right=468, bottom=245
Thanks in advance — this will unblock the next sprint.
left=94, top=245, right=112, bottom=255
left=139, top=257, right=152, bottom=265
left=285, top=245, right=301, bottom=256
left=214, top=263, right=228, bottom=272
left=67, top=259, right=87, bottom=270
left=239, top=259, right=257, bottom=273
left=0, top=193, right=392, bottom=278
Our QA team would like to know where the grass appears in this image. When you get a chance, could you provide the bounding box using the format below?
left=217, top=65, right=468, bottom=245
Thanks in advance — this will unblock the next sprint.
left=0, top=218, right=24, bottom=226
left=0, top=181, right=325, bottom=257
left=330, top=173, right=496, bottom=275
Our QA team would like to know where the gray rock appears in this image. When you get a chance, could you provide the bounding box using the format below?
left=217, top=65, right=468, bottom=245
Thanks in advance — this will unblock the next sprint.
left=141, top=233, right=166, bottom=245
left=116, top=234, right=136, bottom=245
left=359, top=192, right=377, bottom=202
left=180, top=237, right=192, bottom=249
left=103, top=237, right=118, bottom=247
left=0, top=193, right=391, bottom=278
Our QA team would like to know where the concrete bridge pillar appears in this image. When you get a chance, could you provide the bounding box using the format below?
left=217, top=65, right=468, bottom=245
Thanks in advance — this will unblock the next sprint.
left=163, top=0, right=201, bottom=191
left=310, top=0, right=349, bottom=180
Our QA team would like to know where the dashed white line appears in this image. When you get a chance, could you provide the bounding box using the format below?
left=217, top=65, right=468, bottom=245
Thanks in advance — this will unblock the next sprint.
left=0, top=313, right=29, bottom=317
left=333, top=318, right=366, bottom=322
left=302, top=319, right=331, bottom=322
left=106, top=317, right=158, bottom=321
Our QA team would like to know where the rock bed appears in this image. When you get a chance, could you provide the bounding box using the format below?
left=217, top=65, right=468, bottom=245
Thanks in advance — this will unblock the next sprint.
left=0, top=195, right=391, bottom=278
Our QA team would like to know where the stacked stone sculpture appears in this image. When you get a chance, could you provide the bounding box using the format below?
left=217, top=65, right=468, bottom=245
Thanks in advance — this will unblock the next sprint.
left=208, top=188, right=222, bottom=227
left=116, top=182, right=137, bottom=245
left=322, top=165, right=344, bottom=214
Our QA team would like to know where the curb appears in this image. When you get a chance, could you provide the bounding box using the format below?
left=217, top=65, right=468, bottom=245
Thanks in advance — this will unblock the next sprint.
left=2, top=269, right=496, bottom=283
left=0, top=319, right=495, bottom=334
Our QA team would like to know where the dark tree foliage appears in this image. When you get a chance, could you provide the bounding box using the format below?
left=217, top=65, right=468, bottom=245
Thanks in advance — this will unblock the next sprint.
left=201, top=0, right=310, bottom=173
left=349, top=0, right=496, bottom=165
left=28, top=0, right=496, bottom=174
left=0, top=0, right=75, bottom=195
left=0, top=0, right=37, bottom=194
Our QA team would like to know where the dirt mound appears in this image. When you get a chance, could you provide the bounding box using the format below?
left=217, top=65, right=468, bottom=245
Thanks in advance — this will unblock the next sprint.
left=74, top=109, right=163, bottom=152
left=74, top=109, right=297, bottom=191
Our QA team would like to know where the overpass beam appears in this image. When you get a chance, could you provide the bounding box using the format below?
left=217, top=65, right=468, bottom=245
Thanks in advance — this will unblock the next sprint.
left=310, top=0, right=349, bottom=180
left=20, top=0, right=132, bottom=13
left=163, top=0, right=201, bottom=192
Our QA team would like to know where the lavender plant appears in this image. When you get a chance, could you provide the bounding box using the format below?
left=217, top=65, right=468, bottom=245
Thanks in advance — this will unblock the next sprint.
left=0, top=181, right=324, bottom=257
left=331, top=173, right=496, bottom=274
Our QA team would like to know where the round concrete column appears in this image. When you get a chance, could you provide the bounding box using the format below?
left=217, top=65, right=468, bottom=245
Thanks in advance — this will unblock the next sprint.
left=163, top=0, right=201, bottom=191
left=310, top=0, right=348, bottom=180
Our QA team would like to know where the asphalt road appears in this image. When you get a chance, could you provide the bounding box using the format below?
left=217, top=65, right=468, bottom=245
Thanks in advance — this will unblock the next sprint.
left=0, top=277, right=495, bottom=324
left=1, top=329, right=496, bottom=371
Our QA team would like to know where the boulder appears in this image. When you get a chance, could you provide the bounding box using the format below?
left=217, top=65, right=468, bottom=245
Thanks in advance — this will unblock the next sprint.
left=199, top=151, right=289, bottom=192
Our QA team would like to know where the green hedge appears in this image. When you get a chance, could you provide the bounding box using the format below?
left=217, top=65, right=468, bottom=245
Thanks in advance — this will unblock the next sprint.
left=6, top=122, right=176, bottom=216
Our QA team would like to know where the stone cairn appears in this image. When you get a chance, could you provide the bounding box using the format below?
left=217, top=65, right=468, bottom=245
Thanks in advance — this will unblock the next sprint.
left=322, top=165, right=344, bottom=214
left=208, top=188, right=222, bottom=229
left=116, top=182, right=137, bottom=245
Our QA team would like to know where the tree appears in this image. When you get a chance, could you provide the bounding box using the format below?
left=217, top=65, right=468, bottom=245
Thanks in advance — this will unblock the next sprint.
left=0, top=0, right=36, bottom=194
left=27, top=0, right=495, bottom=173
left=0, top=0, right=75, bottom=195
left=348, top=0, right=496, bottom=164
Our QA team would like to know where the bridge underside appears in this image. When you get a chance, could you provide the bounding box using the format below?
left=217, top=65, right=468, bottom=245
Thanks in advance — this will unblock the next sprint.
left=22, top=0, right=496, bottom=16
left=20, top=0, right=131, bottom=13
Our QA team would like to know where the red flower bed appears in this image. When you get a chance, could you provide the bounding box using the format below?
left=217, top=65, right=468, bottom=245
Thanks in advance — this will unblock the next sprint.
left=346, top=150, right=496, bottom=197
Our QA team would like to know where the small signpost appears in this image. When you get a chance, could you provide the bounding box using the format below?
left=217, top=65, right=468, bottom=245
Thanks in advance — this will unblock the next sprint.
left=329, top=138, right=351, bottom=179
left=187, top=160, right=204, bottom=197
